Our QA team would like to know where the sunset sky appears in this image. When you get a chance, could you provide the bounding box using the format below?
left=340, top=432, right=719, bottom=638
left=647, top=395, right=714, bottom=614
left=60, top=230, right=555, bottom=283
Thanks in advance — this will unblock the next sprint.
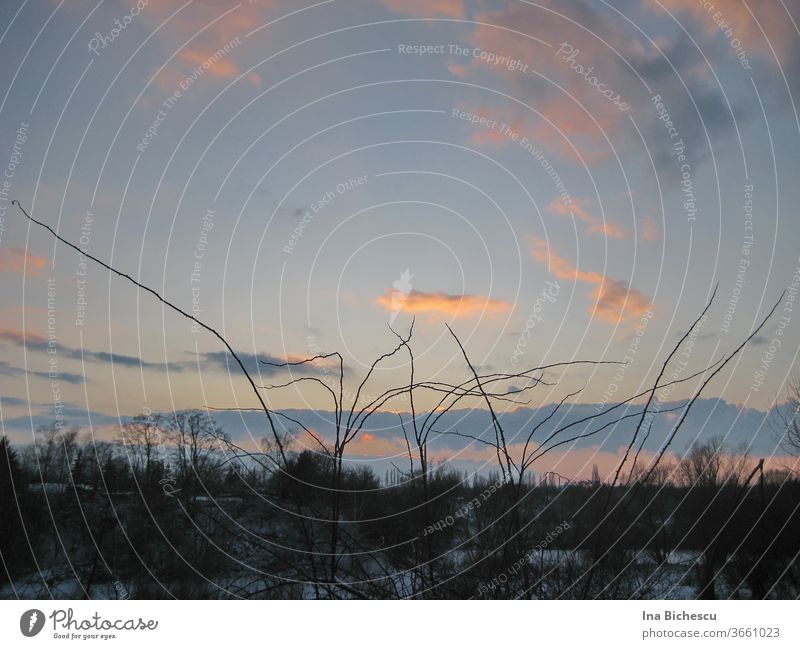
left=1, top=0, right=799, bottom=471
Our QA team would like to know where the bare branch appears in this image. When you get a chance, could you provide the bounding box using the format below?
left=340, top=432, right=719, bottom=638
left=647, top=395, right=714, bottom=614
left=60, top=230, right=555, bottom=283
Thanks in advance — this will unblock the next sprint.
left=14, top=201, right=288, bottom=464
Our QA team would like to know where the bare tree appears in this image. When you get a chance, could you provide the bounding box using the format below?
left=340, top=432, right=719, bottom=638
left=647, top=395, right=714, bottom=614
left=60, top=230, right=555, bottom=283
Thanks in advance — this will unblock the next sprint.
left=774, top=372, right=800, bottom=465
left=118, top=413, right=165, bottom=481
left=167, top=410, right=228, bottom=516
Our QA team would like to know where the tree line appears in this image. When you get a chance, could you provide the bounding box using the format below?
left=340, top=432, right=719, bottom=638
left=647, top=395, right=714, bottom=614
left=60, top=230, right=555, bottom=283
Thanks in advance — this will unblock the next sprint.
left=1, top=416, right=799, bottom=599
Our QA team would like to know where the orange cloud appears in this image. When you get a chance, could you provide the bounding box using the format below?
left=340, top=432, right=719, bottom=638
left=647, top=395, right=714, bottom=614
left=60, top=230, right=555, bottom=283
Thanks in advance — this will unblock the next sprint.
left=350, top=434, right=409, bottom=457
left=177, top=48, right=240, bottom=78
left=590, top=278, right=653, bottom=326
left=528, top=237, right=604, bottom=285
left=130, top=0, right=270, bottom=86
left=376, top=288, right=513, bottom=320
left=382, top=0, right=464, bottom=18
left=448, top=63, right=469, bottom=77
left=528, top=236, right=653, bottom=325
left=0, top=247, right=47, bottom=276
left=548, top=198, right=629, bottom=239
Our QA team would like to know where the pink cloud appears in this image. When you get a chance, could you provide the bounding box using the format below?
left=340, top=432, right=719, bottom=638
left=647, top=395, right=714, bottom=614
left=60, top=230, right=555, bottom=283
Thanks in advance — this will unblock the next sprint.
left=0, top=247, right=48, bottom=276
left=548, top=198, right=629, bottom=239
left=447, top=1, right=663, bottom=161
left=528, top=236, right=653, bottom=325
left=131, top=0, right=270, bottom=86
left=426, top=443, right=672, bottom=482
left=382, top=0, right=464, bottom=19
left=0, top=328, right=47, bottom=345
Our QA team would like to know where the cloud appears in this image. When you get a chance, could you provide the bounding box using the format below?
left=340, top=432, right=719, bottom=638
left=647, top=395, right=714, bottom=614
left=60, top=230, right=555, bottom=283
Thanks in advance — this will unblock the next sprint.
left=177, top=48, right=240, bottom=78
left=653, top=0, right=798, bottom=59
left=376, top=288, right=513, bottom=320
left=130, top=0, right=267, bottom=87
left=0, top=328, right=175, bottom=370
left=422, top=443, right=663, bottom=482
left=0, top=360, right=85, bottom=384
left=290, top=426, right=411, bottom=457
left=381, top=0, right=464, bottom=19
left=528, top=236, right=653, bottom=325
left=548, top=198, right=629, bottom=239
left=199, top=350, right=338, bottom=378
left=527, top=237, right=604, bottom=284
left=0, top=396, right=30, bottom=407
left=0, top=247, right=47, bottom=275
left=447, top=1, right=648, bottom=160
left=449, top=0, right=758, bottom=171
left=0, top=328, right=324, bottom=378
left=650, top=1, right=800, bottom=106
left=0, top=328, right=44, bottom=346
left=590, top=277, right=653, bottom=326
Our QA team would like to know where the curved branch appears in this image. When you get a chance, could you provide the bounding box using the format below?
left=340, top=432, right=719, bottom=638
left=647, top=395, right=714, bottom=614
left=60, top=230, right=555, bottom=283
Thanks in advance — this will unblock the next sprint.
left=14, top=200, right=288, bottom=465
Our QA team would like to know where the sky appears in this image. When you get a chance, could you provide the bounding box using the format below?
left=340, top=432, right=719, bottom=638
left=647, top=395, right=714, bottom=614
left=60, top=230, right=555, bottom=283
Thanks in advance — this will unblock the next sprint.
left=0, top=0, right=799, bottom=475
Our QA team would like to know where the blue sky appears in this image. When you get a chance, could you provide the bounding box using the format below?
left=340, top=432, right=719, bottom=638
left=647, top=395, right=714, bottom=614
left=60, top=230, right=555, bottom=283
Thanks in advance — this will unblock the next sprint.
left=1, top=1, right=799, bottom=471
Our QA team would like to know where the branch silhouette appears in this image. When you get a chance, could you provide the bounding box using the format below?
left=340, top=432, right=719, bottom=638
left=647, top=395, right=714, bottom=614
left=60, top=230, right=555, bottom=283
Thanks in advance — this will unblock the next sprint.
left=12, top=200, right=287, bottom=463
